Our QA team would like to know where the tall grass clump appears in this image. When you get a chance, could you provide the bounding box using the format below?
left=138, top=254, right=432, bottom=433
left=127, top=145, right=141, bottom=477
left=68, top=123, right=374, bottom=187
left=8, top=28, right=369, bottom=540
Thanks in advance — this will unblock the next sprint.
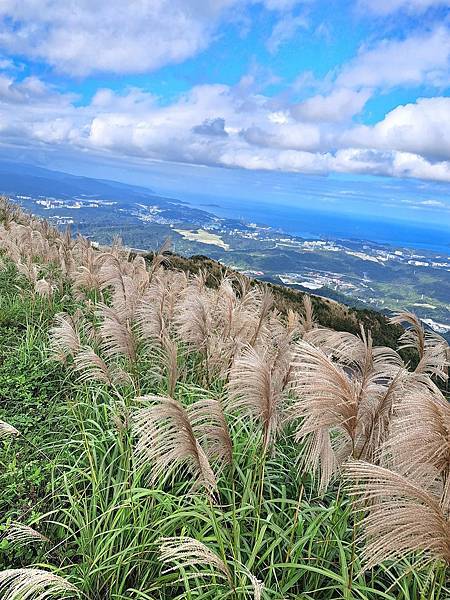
left=0, top=195, right=449, bottom=599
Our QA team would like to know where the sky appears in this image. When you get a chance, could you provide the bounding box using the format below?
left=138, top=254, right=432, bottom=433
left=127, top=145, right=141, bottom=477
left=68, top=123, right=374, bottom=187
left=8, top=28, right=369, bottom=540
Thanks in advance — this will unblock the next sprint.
left=0, top=0, right=450, bottom=228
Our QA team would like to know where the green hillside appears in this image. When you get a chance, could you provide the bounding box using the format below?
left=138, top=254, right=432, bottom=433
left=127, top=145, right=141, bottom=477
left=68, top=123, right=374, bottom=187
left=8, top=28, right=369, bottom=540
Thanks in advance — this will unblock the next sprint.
left=0, top=197, right=449, bottom=600
left=162, top=252, right=408, bottom=350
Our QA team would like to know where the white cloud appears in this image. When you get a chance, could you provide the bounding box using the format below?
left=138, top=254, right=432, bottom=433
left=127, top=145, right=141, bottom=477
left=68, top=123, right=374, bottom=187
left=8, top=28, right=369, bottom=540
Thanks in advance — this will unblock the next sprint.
left=343, top=97, right=450, bottom=161
left=390, top=151, right=450, bottom=182
left=0, top=0, right=315, bottom=76
left=291, top=87, right=371, bottom=122
left=332, top=148, right=450, bottom=182
left=0, top=0, right=244, bottom=76
left=420, top=199, right=446, bottom=206
left=220, top=146, right=330, bottom=172
left=0, top=74, right=72, bottom=104
left=359, top=0, right=450, bottom=15
left=193, top=117, right=229, bottom=137
left=337, top=27, right=450, bottom=89
left=0, top=56, right=14, bottom=69
left=240, top=121, right=321, bottom=151
left=1, top=72, right=450, bottom=183
left=266, top=13, right=308, bottom=53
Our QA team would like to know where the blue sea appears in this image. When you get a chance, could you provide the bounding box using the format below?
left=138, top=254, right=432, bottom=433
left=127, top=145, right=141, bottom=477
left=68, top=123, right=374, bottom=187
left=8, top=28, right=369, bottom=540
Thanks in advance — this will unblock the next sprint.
left=177, top=191, right=450, bottom=255
left=62, top=152, right=450, bottom=255
left=125, top=165, right=450, bottom=255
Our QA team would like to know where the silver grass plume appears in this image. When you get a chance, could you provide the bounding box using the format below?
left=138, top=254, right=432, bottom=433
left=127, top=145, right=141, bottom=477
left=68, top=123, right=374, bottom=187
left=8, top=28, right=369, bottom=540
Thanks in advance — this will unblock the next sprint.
left=268, top=312, right=297, bottom=390
left=73, top=245, right=104, bottom=293
left=0, top=196, right=23, bottom=229
left=0, top=238, right=22, bottom=264
left=161, top=334, right=179, bottom=397
left=49, top=313, right=83, bottom=362
left=99, top=257, right=146, bottom=320
left=110, top=273, right=146, bottom=321
left=128, top=254, right=149, bottom=291
left=384, top=389, right=450, bottom=507
left=34, top=278, right=55, bottom=298
left=148, top=238, right=171, bottom=281
left=305, top=326, right=403, bottom=377
left=289, top=334, right=406, bottom=489
left=16, top=261, right=39, bottom=286
left=109, top=235, right=129, bottom=261
left=299, top=294, right=316, bottom=335
left=0, top=568, right=79, bottom=599
left=176, top=286, right=212, bottom=352
left=97, top=304, right=137, bottom=364
left=302, top=427, right=337, bottom=494
left=390, top=311, right=449, bottom=382
left=98, top=255, right=128, bottom=291
left=159, top=537, right=264, bottom=599
left=248, top=572, right=264, bottom=600
left=217, top=277, right=237, bottom=336
left=189, top=398, right=233, bottom=468
left=56, top=225, right=76, bottom=276
left=356, top=367, right=407, bottom=463
left=3, top=523, right=50, bottom=551
left=136, top=277, right=172, bottom=344
left=227, top=344, right=285, bottom=451
left=286, top=309, right=301, bottom=339
left=346, top=461, right=450, bottom=570
left=391, top=310, right=426, bottom=356
left=73, top=347, right=130, bottom=386
left=159, top=537, right=231, bottom=581
left=212, top=277, right=266, bottom=370
left=191, top=269, right=208, bottom=292
left=0, top=420, right=19, bottom=438
left=133, top=395, right=217, bottom=494
left=249, top=288, right=273, bottom=347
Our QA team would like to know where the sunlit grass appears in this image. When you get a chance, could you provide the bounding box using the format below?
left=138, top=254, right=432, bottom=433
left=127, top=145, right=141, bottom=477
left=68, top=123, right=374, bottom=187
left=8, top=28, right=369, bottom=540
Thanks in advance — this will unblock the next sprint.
left=0, top=197, right=449, bottom=599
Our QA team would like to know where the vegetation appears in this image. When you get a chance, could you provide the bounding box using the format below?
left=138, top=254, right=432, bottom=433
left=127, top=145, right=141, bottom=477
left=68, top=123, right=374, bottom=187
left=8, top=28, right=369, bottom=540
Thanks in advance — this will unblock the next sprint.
left=155, top=252, right=412, bottom=350
left=0, top=196, right=449, bottom=599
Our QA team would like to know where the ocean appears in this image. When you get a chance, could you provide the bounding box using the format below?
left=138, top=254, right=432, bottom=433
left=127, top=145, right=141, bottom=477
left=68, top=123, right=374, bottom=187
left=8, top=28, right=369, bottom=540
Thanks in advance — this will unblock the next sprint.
left=179, top=192, right=450, bottom=255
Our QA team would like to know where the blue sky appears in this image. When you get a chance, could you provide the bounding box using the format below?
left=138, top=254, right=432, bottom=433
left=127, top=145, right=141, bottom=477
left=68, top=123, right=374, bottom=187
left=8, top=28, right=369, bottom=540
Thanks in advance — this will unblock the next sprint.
left=0, top=0, right=450, bottom=228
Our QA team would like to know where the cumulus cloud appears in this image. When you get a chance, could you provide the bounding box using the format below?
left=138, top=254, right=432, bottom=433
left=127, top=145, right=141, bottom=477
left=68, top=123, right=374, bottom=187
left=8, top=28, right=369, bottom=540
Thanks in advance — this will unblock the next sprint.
left=193, top=118, right=229, bottom=137
left=329, top=150, right=449, bottom=186
left=337, top=27, right=450, bottom=89
left=220, top=146, right=330, bottom=172
left=332, top=148, right=450, bottom=182
left=1, top=69, right=450, bottom=183
left=291, top=87, right=371, bottom=122
left=0, top=0, right=316, bottom=76
left=240, top=120, right=322, bottom=151
left=0, top=75, right=59, bottom=104
left=343, top=97, right=450, bottom=161
left=0, top=0, right=248, bottom=76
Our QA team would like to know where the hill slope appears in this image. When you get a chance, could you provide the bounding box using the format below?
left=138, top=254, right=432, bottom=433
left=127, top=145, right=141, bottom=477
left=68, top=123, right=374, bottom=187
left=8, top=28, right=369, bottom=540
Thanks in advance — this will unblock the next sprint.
left=150, top=251, right=410, bottom=351
left=0, top=198, right=449, bottom=600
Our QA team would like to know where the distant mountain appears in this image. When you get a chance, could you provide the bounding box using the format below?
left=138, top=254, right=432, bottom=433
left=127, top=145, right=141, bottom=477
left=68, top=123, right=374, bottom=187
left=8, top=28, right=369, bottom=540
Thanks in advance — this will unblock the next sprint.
left=0, top=160, right=160, bottom=203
